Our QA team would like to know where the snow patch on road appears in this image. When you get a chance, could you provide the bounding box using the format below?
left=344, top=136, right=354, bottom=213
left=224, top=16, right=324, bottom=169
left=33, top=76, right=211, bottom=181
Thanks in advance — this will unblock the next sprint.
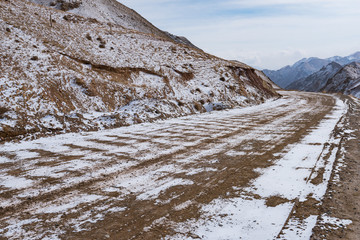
left=0, top=175, right=35, bottom=189
left=319, top=214, right=352, bottom=228
left=280, top=215, right=318, bottom=240
left=166, top=97, right=347, bottom=239
left=137, top=178, right=194, bottom=200
left=38, top=194, right=103, bottom=214
left=169, top=196, right=293, bottom=240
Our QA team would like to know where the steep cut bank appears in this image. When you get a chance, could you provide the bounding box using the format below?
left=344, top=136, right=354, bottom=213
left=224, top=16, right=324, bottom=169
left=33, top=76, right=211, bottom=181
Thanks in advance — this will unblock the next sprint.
left=0, top=0, right=279, bottom=142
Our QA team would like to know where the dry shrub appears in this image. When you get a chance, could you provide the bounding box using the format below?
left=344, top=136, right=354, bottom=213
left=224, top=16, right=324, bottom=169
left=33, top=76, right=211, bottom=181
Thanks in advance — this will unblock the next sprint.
left=174, top=69, right=194, bottom=81
left=59, top=0, right=82, bottom=11
left=170, top=46, right=177, bottom=53
left=194, top=102, right=203, bottom=111
left=85, top=33, right=92, bottom=41
left=74, top=77, right=95, bottom=96
left=177, top=100, right=185, bottom=107
left=0, top=106, right=9, bottom=116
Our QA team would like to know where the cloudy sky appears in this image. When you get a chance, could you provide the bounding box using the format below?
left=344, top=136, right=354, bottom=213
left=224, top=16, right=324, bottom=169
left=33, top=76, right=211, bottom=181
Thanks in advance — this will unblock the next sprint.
left=119, top=0, right=360, bottom=70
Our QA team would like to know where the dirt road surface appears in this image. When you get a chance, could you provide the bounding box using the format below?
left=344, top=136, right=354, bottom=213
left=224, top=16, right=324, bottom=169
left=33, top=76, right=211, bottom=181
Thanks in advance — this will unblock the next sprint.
left=0, top=91, right=358, bottom=239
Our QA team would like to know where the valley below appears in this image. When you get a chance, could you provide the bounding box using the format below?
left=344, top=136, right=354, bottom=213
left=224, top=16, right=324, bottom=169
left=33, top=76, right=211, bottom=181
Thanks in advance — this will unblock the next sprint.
left=0, top=91, right=359, bottom=239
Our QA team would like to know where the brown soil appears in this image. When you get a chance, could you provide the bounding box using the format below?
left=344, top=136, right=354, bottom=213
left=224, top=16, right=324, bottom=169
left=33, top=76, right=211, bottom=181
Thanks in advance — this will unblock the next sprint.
left=266, top=196, right=291, bottom=207
left=311, top=96, right=360, bottom=239
left=0, top=92, right=342, bottom=239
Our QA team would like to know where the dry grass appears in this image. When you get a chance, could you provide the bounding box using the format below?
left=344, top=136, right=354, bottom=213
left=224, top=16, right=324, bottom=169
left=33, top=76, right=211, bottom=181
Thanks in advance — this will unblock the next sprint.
left=0, top=106, right=9, bottom=116
left=0, top=0, right=279, bottom=142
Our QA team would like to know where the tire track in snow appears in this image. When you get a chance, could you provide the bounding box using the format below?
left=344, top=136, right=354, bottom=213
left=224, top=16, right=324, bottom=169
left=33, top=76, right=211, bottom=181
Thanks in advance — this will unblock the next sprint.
left=0, top=92, right=344, bottom=239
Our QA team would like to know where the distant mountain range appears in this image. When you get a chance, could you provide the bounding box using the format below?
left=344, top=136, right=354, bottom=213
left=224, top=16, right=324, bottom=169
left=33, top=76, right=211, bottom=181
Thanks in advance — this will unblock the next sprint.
left=322, top=62, right=360, bottom=98
left=286, top=62, right=343, bottom=92
left=263, top=52, right=360, bottom=88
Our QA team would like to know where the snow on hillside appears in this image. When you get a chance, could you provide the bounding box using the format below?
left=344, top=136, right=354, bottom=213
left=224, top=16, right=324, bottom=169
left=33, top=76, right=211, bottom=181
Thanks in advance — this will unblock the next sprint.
left=264, top=52, right=360, bottom=89
left=0, top=0, right=279, bottom=141
left=287, top=62, right=342, bottom=92
left=27, top=0, right=198, bottom=48
left=322, top=62, right=360, bottom=98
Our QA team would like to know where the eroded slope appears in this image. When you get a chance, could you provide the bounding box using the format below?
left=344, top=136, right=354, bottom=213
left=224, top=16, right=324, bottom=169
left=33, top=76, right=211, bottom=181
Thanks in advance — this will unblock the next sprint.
left=0, top=0, right=279, bottom=141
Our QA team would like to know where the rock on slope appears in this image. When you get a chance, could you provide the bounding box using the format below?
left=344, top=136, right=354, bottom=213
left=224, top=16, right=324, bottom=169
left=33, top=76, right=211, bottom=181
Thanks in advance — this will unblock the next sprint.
left=287, top=62, right=342, bottom=92
left=0, top=0, right=279, bottom=141
left=322, top=62, right=360, bottom=98
left=28, top=0, right=198, bottom=49
left=264, top=52, right=360, bottom=88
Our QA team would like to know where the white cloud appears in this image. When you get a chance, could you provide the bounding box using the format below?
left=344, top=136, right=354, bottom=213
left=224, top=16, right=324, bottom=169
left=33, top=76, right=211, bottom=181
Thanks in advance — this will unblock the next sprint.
left=118, top=0, right=360, bottom=69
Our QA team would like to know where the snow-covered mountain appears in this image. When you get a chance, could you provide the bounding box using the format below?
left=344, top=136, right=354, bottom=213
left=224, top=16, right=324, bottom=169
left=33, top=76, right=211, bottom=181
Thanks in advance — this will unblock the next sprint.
left=322, top=62, right=360, bottom=98
left=0, top=0, right=279, bottom=141
left=263, top=52, right=360, bottom=88
left=287, top=62, right=342, bottom=92
left=28, top=0, right=198, bottom=48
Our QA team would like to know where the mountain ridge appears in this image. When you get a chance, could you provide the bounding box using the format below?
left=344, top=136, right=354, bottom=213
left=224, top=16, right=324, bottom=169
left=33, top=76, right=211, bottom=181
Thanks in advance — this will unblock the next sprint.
left=321, top=62, right=360, bottom=98
left=263, top=52, right=360, bottom=88
left=287, top=62, right=343, bottom=92
left=27, top=0, right=199, bottom=49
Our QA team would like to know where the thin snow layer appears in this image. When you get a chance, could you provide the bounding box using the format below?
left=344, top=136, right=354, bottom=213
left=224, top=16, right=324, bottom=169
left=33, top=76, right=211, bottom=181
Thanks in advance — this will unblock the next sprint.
left=0, top=96, right=294, bottom=239
left=0, top=93, right=346, bottom=239
left=281, top=214, right=352, bottom=240
left=0, top=0, right=278, bottom=141
left=38, top=194, right=103, bottom=214
left=0, top=175, right=34, bottom=189
left=169, top=197, right=293, bottom=240
left=137, top=178, right=194, bottom=200
left=318, top=214, right=352, bottom=228
left=280, top=215, right=318, bottom=240
left=167, top=97, right=347, bottom=239
left=251, top=98, right=346, bottom=201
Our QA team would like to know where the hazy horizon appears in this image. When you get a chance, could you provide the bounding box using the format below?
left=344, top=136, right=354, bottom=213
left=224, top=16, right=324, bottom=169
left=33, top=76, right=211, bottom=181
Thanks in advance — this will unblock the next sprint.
left=119, top=0, right=360, bottom=70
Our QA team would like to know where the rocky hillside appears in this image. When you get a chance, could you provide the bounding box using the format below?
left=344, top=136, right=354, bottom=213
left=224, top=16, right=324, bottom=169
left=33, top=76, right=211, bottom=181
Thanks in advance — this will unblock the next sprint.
left=321, top=62, right=360, bottom=98
left=287, top=62, right=342, bottom=92
left=28, top=0, right=198, bottom=48
left=264, top=52, right=360, bottom=88
left=0, top=0, right=279, bottom=142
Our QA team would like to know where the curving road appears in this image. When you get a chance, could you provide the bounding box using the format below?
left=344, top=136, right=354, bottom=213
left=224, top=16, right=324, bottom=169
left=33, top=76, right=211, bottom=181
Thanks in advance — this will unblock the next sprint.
left=0, top=91, right=354, bottom=239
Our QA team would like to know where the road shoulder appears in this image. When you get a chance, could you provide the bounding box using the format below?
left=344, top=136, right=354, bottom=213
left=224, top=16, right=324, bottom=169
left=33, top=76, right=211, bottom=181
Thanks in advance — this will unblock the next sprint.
left=311, top=96, right=360, bottom=239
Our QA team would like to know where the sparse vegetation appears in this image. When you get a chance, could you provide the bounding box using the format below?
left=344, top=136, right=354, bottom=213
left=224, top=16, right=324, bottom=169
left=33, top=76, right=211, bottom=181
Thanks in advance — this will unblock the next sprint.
left=0, top=0, right=278, bottom=142
left=0, top=106, right=9, bottom=117
left=194, top=102, right=203, bottom=111
left=58, top=0, right=82, bottom=11
left=85, top=33, right=92, bottom=41
left=174, top=69, right=194, bottom=81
